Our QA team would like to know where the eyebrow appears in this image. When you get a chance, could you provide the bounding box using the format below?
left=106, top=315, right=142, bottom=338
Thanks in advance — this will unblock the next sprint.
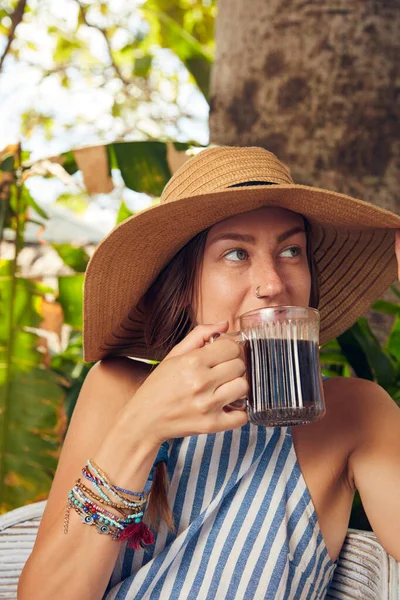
left=209, top=226, right=306, bottom=246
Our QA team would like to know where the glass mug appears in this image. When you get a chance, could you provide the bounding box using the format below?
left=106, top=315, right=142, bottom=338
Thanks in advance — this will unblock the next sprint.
left=210, top=306, right=326, bottom=427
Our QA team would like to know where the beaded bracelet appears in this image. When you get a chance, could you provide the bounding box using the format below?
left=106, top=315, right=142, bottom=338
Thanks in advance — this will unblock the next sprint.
left=64, top=459, right=155, bottom=550
left=86, top=459, right=147, bottom=507
left=81, top=466, right=147, bottom=508
left=78, top=460, right=147, bottom=522
left=89, top=458, right=146, bottom=499
left=71, top=482, right=144, bottom=524
left=76, top=479, right=143, bottom=513
left=88, top=458, right=147, bottom=502
left=66, top=493, right=122, bottom=540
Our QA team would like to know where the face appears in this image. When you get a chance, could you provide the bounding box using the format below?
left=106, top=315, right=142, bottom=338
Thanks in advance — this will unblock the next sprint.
left=192, top=207, right=311, bottom=331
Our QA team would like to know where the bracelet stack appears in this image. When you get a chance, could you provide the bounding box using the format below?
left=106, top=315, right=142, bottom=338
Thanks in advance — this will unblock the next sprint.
left=64, top=458, right=155, bottom=550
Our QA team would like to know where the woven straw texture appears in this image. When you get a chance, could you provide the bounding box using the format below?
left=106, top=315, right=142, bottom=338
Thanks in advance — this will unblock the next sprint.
left=83, top=146, right=400, bottom=362
left=1, top=501, right=399, bottom=599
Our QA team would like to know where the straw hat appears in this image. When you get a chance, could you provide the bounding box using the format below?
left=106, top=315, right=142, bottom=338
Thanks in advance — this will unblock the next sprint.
left=83, top=146, right=400, bottom=362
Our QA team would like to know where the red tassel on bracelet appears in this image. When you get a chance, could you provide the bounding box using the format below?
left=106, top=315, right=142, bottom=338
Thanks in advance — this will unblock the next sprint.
left=117, top=521, right=155, bottom=549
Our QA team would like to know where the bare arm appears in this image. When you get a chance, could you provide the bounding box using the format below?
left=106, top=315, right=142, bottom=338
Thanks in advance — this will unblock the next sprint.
left=18, top=358, right=161, bottom=600
left=17, top=322, right=248, bottom=600
left=347, top=378, right=400, bottom=561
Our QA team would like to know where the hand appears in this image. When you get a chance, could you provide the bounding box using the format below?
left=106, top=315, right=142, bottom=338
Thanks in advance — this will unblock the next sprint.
left=129, top=322, right=249, bottom=444
left=396, top=230, right=400, bottom=280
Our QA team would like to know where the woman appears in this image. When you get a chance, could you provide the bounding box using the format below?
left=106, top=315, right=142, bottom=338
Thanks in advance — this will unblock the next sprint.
left=18, top=146, right=400, bottom=600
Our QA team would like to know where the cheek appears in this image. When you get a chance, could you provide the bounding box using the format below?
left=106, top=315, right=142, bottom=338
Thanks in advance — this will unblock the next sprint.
left=194, top=262, right=245, bottom=323
left=201, top=271, right=241, bottom=312
left=293, top=265, right=312, bottom=301
left=204, top=268, right=236, bottom=293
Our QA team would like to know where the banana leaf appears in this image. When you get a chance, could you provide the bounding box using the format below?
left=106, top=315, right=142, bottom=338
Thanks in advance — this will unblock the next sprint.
left=58, top=274, right=84, bottom=330
left=111, top=141, right=171, bottom=196
left=52, top=243, right=90, bottom=272
left=0, top=260, right=65, bottom=512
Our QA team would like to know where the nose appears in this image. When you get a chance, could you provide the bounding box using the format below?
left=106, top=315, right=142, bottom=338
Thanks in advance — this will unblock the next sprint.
left=253, top=261, right=286, bottom=301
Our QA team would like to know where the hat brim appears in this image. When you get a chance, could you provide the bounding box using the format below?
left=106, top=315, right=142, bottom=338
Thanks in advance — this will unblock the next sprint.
left=83, top=184, right=400, bottom=362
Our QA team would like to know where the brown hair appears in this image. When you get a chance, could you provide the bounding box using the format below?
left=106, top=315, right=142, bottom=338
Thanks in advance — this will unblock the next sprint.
left=143, top=216, right=320, bottom=533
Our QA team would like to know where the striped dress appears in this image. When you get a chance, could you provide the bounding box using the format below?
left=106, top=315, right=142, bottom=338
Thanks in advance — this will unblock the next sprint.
left=103, top=416, right=338, bottom=599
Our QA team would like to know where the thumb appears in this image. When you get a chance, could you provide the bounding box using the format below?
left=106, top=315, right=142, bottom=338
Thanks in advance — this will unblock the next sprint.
left=396, top=230, right=400, bottom=280
left=165, top=321, right=229, bottom=359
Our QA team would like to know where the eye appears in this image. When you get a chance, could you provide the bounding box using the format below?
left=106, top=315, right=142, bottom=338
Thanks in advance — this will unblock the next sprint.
left=280, top=246, right=301, bottom=258
left=224, top=248, right=249, bottom=262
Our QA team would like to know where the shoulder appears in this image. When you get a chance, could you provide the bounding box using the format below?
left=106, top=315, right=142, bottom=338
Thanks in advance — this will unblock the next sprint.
left=324, top=375, right=400, bottom=460
left=84, top=356, right=154, bottom=397
left=323, top=375, right=397, bottom=426
left=323, top=375, right=395, bottom=414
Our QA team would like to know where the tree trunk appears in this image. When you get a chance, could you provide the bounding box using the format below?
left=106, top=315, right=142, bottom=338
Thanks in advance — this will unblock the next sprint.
left=209, top=0, right=400, bottom=214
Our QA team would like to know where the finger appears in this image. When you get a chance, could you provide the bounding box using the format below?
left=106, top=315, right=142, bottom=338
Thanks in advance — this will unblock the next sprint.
left=225, top=398, right=247, bottom=411
left=214, top=406, right=249, bottom=432
left=213, top=376, right=249, bottom=408
left=211, top=357, right=246, bottom=387
left=395, top=230, right=400, bottom=280
left=165, top=321, right=229, bottom=359
left=203, top=337, right=242, bottom=368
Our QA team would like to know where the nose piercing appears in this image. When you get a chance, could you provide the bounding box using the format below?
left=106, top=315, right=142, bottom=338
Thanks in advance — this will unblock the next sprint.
left=255, top=286, right=262, bottom=299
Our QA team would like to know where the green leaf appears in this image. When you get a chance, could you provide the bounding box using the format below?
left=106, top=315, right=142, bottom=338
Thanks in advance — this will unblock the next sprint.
left=20, top=110, right=55, bottom=141
left=0, top=262, right=42, bottom=337
left=319, top=338, right=342, bottom=351
left=112, top=141, right=171, bottom=196
left=142, top=1, right=213, bottom=97
left=390, top=284, right=400, bottom=300
left=371, top=299, right=400, bottom=317
left=337, top=319, right=396, bottom=388
left=52, top=244, right=90, bottom=272
left=0, top=261, right=65, bottom=512
left=99, top=2, right=109, bottom=16
left=116, top=200, right=133, bottom=225
left=53, top=36, right=84, bottom=63
left=111, top=101, right=123, bottom=118
left=56, top=191, right=88, bottom=214
left=0, top=155, right=14, bottom=173
left=25, top=190, right=49, bottom=220
left=387, top=317, right=400, bottom=363
left=0, top=364, right=65, bottom=512
left=134, top=54, right=153, bottom=78
left=337, top=327, right=374, bottom=382
left=319, top=350, right=348, bottom=366
left=107, top=144, right=118, bottom=171
left=321, top=368, right=342, bottom=378
left=60, top=151, right=79, bottom=175
left=185, top=54, right=211, bottom=99
left=58, top=275, right=84, bottom=329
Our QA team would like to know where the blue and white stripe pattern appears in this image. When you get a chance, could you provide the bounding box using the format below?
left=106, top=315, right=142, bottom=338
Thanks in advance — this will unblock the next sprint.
left=103, top=423, right=337, bottom=598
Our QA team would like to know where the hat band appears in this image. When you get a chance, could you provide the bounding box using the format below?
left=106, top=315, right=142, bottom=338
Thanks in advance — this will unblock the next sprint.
left=228, top=181, right=278, bottom=188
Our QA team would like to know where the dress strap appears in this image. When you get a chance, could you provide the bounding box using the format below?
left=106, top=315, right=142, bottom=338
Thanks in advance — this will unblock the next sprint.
left=148, top=441, right=170, bottom=481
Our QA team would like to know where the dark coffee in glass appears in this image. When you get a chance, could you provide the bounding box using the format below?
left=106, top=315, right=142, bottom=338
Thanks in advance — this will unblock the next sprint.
left=244, top=337, right=323, bottom=426
left=212, top=306, right=326, bottom=427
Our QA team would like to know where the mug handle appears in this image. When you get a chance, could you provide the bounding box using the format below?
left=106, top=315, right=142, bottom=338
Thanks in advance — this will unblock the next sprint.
left=208, top=331, right=247, bottom=411
left=209, top=331, right=243, bottom=344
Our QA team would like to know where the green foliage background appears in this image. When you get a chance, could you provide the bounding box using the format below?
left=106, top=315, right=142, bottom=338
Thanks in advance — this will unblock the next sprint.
left=0, top=0, right=399, bottom=534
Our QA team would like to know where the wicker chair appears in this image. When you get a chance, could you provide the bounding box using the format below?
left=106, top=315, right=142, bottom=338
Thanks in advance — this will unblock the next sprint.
left=0, top=501, right=399, bottom=599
